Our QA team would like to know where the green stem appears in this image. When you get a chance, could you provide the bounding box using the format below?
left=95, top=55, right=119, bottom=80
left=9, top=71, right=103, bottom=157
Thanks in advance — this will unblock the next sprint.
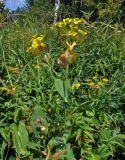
left=37, top=57, right=40, bottom=85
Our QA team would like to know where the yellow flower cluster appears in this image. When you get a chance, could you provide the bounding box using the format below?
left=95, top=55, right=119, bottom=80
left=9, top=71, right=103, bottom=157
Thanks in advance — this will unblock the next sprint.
left=86, top=77, right=109, bottom=91
left=8, top=64, right=23, bottom=73
left=0, top=86, right=16, bottom=94
left=71, top=82, right=80, bottom=90
left=52, top=18, right=87, bottom=39
left=53, top=18, right=87, bottom=28
left=32, top=64, right=41, bottom=69
left=26, top=35, right=45, bottom=56
left=70, top=77, right=109, bottom=92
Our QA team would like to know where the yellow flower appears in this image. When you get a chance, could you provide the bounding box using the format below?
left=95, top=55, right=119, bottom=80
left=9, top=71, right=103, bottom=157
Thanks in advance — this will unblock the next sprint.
left=40, top=126, right=46, bottom=131
left=89, top=82, right=95, bottom=87
left=33, top=64, right=41, bottom=69
left=58, top=42, right=77, bottom=68
left=97, top=82, right=103, bottom=86
left=86, top=79, right=91, bottom=82
left=55, top=22, right=64, bottom=28
left=94, top=85, right=101, bottom=91
left=63, top=18, right=72, bottom=24
left=35, top=37, right=43, bottom=41
left=0, top=86, right=16, bottom=94
left=26, top=35, right=46, bottom=56
left=40, top=42, right=45, bottom=47
left=102, top=78, right=109, bottom=83
left=67, top=31, right=77, bottom=37
left=71, top=82, right=80, bottom=90
left=32, top=41, right=38, bottom=48
left=8, top=67, right=19, bottom=73
left=92, top=76, right=97, bottom=80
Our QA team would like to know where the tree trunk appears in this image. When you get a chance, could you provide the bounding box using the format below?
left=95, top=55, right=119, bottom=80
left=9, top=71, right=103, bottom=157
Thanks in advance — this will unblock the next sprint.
left=53, top=0, right=60, bottom=24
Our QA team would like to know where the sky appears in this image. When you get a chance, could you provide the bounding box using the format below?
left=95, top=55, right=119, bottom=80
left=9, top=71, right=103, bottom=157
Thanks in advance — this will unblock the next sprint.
left=4, top=0, right=29, bottom=11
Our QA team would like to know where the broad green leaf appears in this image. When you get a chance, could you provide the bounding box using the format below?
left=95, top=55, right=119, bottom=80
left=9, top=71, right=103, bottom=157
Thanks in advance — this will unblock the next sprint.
left=55, top=78, right=71, bottom=102
left=11, top=124, right=22, bottom=156
left=18, top=121, right=29, bottom=151
left=11, top=123, right=30, bottom=156
left=64, top=79, right=71, bottom=102
left=55, top=78, right=65, bottom=100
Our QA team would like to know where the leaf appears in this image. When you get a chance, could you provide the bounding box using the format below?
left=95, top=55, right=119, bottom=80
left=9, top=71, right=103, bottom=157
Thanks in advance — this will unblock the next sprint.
left=75, top=129, right=82, bottom=141
left=18, top=121, right=29, bottom=150
left=111, top=141, right=125, bottom=149
left=55, top=78, right=71, bottom=102
left=113, top=127, right=120, bottom=136
left=89, top=154, right=101, bottom=160
left=11, top=124, right=22, bottom=156
left=55, top=78, right=65, bottom=100
left=48, top=138, right=57, bottom=149
left=64, top=79, right=71, bottom=102
left=14, top=109, right=20, bottom=123
left=11, top=122, right=30, bottom=156
left=84, top=131, right=95, bottom=143
left=0, top=128, right=7, bottom=142
left=1, top=141, right=7, bottom=159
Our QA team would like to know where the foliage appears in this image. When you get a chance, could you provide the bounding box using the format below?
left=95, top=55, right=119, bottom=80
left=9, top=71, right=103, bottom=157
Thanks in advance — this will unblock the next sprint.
left=60, top=0, right=125, bottom=23
left=0, top=2, right=125, bottom=160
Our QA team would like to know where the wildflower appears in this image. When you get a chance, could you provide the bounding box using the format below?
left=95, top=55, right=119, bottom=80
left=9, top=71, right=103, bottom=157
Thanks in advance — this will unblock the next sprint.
left=67, top=30, right=77, bottom=37
left=58, top=42, right=76, bottom=68
left=43, top=54, right=49, bottom=64
left=86, top=79, right=91, bottom=82
left=97, top=81, right=103, bottom=86
left=0, top=86, right=16, bottom=94
left=102, top=78, right=109, bottom=83
left=40, top=126, right=46, bottom=132
left=71, top=82, right=80, bottom=90
left=89, top=82, right=95, bottom=87
left=32, top=64, right=41, bottom=69
left=73, top=20, right=80, bottom=25
left=92, top=76, right=97, bottom=80
left=8, top=67, right=19, bottom=73
left=32, top=41, right=38, bottom=49
left=63, top=18, right=71, bottom=25
left=94, top=85, right=101, bottom=91
left=54, top=21, right=64, bottom=28
left=26, top=35, right=46, bottom=56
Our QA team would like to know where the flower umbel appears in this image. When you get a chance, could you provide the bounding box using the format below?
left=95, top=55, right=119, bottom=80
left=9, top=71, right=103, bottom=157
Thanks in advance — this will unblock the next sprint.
left=26, top=35, right=46, bottom=56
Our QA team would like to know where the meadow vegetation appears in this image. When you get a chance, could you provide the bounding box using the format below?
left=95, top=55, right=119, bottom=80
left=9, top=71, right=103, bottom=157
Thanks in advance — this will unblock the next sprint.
left=0, top=0, right=125, bottom=159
